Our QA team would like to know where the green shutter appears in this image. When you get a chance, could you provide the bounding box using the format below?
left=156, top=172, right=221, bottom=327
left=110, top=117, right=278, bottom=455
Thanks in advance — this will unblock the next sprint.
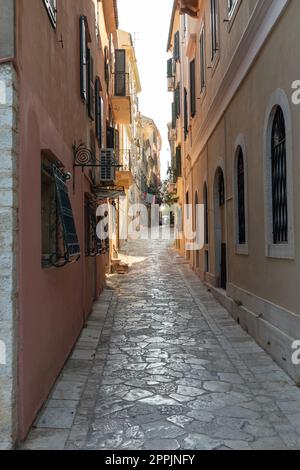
left=167, top=58, right=174, bottom=78
left=190, top=60, right=196, bottom=118
left=172, top=102, right=176, bottom=129
left=174, top=31, right=180, bottom=62
left=87, top=50, right=95, bottom=120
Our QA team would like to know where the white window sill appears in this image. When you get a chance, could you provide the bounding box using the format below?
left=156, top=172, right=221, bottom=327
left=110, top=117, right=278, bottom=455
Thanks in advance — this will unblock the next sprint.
left=235, top=243, right=249, bottom=256
left=266, top=243, right=295, bottom=260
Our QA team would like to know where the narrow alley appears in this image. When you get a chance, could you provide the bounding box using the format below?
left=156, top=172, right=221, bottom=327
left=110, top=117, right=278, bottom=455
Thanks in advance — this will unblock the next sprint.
left=21, top=235, right=300, bottom=451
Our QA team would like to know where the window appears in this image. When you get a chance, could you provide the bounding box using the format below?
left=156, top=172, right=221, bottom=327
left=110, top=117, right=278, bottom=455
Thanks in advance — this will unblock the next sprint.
left=271, top=106, right=288, bottom=244
left=194, top=191, right=198, bottom=233
left=95, top=77, right=103, bottom=147
left=263, top=89, right=294, bottom=259
left=200, top=27, right=206, bottom=92
left=43, top=0, right=57, bottom=27
left=41, top=157, right=80, bottom=267
left=236, top=147, right=246, bottom=244
left=210, top=0, right=219, bottom=60
left=80, top=16, right=88, bottom=102
left=190, top=59, right=196, bottom=118
left=175, top=146, right=182, bottom=178
left=184, top=88, right=188, bottom=139
left=218, top=171, right=225, bottom=206
left=174, top=82, right=181, bottom=118
left=174, top=31, right=180, bottom=62
left=87, top=49, right=95, bottom=120
left=203, top=182, right=209, bottom=244
left=171, top=102, right=176, bottom=129
left=85, top=197, right=102, bottom=256
left=228, top=0, right=238, bottom=18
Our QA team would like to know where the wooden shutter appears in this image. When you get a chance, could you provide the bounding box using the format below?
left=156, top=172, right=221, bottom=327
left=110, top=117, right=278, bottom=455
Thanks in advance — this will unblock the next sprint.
left=190, top=59, right=196, bottom=117
left=114, top=129, right=120, bottom=164
left=176, top=146, right=182, bottom=177
left=172, top=102, right=176, bottom=129
left=100, top=149, right=115, bottom=182
left=167, top=58, right=174, bottom=78
left=52, top=167, right=80, bottom=258
left=174, top=83, right=180, bottom=118
left=95, top=77, right=102, bottom=147
left=87, top=50, right=94, bottom=120
left=174, top=31, right=180, bottom=62
left=80, top=16, right=87, bottom=102
left=184, top=88, right=188, bottom=139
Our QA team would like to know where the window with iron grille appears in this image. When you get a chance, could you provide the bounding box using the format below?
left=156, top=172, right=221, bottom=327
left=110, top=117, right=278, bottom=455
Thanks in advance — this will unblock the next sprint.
left=190, top=59, right=196, bottom=118
left=219, top=171, right=225, bottom=206
left=200, top=27, right=206, bottom=92
left=43, top=0, right=57, bottom=27
left=210, top=0, right=219, bottom=60
left=237, top=147, right=246, bottom=244
left=41, top=156, right=80, bottom=267
left=271, top=106, right=288, bottom=244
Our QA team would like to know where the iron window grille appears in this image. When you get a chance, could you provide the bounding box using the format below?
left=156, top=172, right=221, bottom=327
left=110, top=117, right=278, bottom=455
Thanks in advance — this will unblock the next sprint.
left=84, top=198, right=105, bottom=257
left=237, top=147, right=246, bottom=244
left=271, top=106, right=288, bottom=244
left=210, top=0, right=219, bottom=60
left=42, top=162, right=80, bottom=268
left=43, top=0, right=57, bottom=28
left=219, top=171, right=225, bottom=206
left=200, top=28, right=206, bottom=92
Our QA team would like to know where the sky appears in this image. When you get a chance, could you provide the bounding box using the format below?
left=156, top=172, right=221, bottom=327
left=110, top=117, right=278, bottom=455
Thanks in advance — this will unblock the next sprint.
left=117, top=0, right=174, bottom=180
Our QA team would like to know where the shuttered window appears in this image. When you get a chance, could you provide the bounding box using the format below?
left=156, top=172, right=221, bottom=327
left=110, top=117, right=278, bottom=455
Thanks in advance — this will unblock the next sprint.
left=190, top=59, right=196, bottom=117
left=174, top=83, right=181, bottom=118
left=106, top=126, right=115, bottom=149
left=167, top=58, right=174, bottom=78
left=176, top=146, right=182, bottom=178
left=80, top=16, right=88, bottom=102
left=100, top=150, right=115, bottom=182
left=200, top=28, right=206, bottom=92
left=87, top=49, right=95, bottom=120
left=184, top=88, right=188, bottom=139
left=95, top=77, right=103, bottom=147
left=171, top=102, right=176, bottom=129
left=211, top=0, right=219, bottom=60
left=174, top=31, right=180, bottom=62
left=43, top=0, right=57, bottom=27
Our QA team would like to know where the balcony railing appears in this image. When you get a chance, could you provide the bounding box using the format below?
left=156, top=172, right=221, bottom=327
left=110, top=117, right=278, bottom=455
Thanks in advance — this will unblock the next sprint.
left=112, top=72, right=130, bottom=97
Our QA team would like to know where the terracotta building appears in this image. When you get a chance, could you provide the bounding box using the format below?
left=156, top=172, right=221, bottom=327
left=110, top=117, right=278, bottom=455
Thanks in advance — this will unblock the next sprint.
left=0, top=0, right=120, bottom=447
left=167, top=0, right=300, bottom=383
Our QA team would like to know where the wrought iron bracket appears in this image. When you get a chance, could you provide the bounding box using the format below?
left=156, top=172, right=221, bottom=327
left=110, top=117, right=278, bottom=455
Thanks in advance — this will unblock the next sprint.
left=73, top=143, right=123, bottom=170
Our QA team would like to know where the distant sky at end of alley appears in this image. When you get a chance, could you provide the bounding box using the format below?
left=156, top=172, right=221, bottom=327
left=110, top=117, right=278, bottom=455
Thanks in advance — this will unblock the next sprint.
left=117, top=0, right=174, bottom=180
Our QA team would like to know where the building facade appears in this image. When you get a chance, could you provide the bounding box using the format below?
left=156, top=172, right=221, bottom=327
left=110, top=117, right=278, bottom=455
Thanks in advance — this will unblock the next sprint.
left=167, top=0, right=300, bottom=383
left=0, top=0, right=120, bottom=447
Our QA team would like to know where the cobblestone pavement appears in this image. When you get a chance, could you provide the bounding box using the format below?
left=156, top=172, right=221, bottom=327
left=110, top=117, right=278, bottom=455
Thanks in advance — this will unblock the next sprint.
left=21, top=236, right=300, bottom=450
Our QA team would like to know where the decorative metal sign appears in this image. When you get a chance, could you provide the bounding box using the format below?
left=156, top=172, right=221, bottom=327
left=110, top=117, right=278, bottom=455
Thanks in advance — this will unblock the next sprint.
left=73, top=143, right=122, bottom=170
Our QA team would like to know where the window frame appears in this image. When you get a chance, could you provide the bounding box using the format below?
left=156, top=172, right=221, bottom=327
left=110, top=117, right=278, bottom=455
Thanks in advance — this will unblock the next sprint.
left=263, top=89, right=294, bottom=260
left=210, top=0, right=219, bottom=61
left=233, top=138, right=249, bottom=255
left=43, top=0, right=57, bottom=28
left=199, top=24, right=206, bottom=94
left=190, top=59, right=196, bottom=118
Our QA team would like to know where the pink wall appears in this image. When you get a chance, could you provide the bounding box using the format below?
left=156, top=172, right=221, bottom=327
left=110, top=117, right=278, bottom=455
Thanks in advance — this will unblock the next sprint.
left=16, top=0, right=108, bottom=439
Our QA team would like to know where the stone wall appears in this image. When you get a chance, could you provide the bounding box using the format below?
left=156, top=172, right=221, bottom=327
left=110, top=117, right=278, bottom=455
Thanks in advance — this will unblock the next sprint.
left=0, top=62, right=18, bottom=449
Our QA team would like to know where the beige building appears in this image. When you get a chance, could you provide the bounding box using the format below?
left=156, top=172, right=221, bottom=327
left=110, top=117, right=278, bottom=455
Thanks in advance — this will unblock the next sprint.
left=167, top=0, right=300, bottom=383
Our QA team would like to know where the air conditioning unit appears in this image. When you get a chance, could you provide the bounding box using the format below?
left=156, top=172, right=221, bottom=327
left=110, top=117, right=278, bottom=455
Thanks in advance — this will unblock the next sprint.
left=100, top=149, right=115, bottom=182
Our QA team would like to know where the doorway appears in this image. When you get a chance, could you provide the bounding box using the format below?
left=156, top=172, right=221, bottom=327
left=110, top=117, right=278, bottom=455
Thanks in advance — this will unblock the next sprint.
left=214, top=167, right=227, bottom=289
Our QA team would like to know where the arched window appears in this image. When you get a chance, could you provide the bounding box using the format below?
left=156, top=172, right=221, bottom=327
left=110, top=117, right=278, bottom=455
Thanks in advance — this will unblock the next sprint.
left=203, top=183, right=209, bottom=244
left=271, top=106, right=288, bottom=244
left=237, top=147, right=246, bottom=244
left=218, top=171, right=225, bottom=206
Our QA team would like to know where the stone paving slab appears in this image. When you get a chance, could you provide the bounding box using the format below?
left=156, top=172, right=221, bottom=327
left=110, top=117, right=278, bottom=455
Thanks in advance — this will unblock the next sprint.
left=20, top=236, right=300, bottom=450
